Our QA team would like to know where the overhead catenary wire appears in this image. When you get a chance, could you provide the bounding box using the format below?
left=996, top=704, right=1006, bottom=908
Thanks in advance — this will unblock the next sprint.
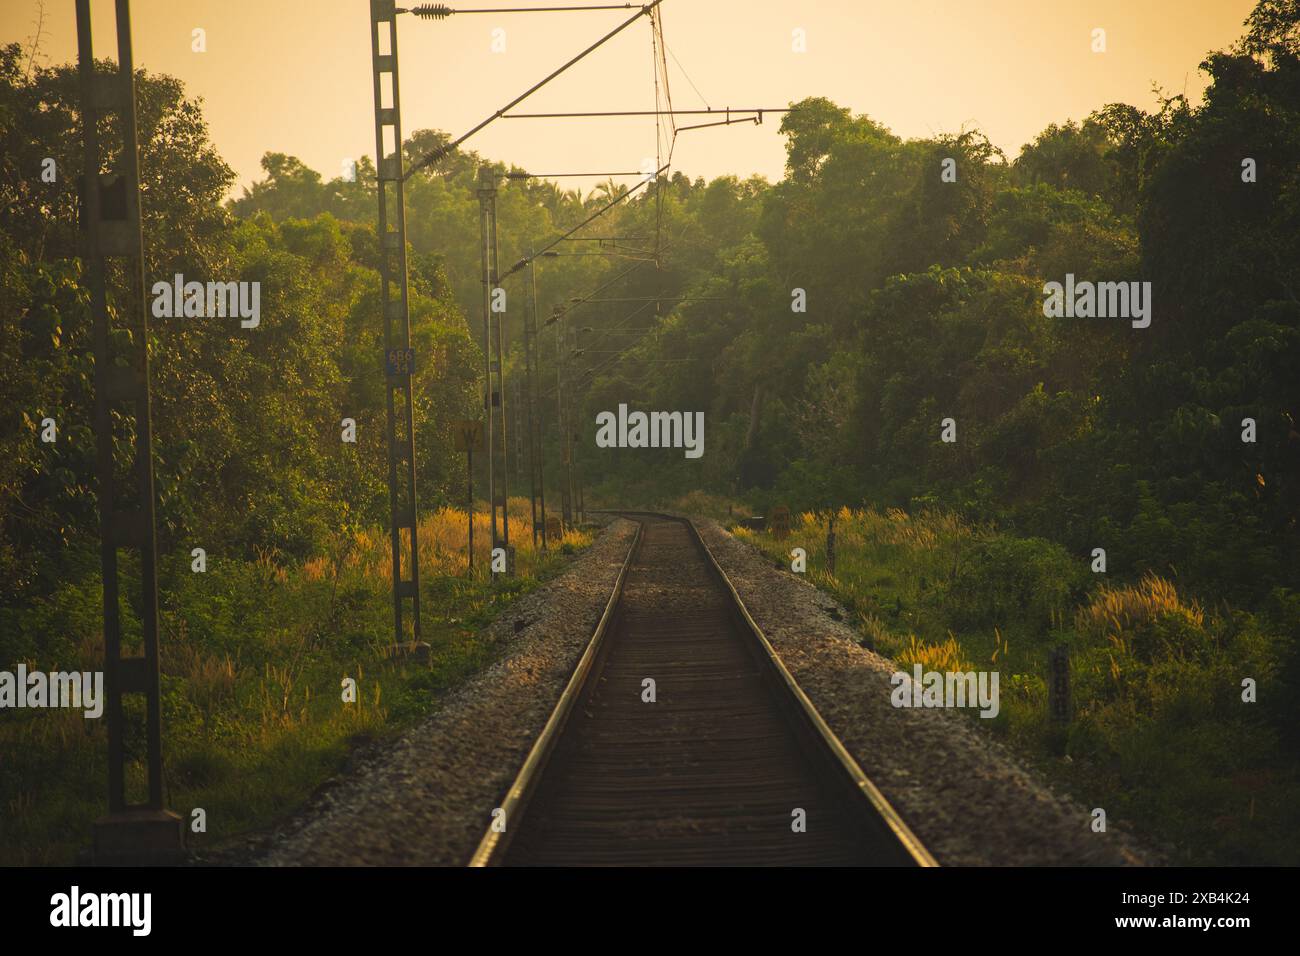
left=543, top=299, right=664, bottom=397
left=404, top=0, right=665, bottom=181
left=462, top=6, right=796, bottom=492
left=506, top=170, right=647, bottom=179
left=542, top=217, right=696, bottom=333
left=663, top=35, right=708, bottom=110
left=501, top=163, right=669, bottom=279
left=538, top=307, right=658, bottom=399
left=546, top=252, right=660, bottom=259
left=542, top=248, right=734, bottom=405
left=578, top=296, right=726, bottom=302
left=546, top=221, right=694, bottom=326
left=650, top=6, right=672, bottom=259
left=544, top=238, right=676, bottom=322
left=561, top=285, right=737, bottom=390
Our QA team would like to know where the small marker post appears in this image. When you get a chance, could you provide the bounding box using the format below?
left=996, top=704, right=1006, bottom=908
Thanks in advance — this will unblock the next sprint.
left=770, top=504, right=791, bottom=540
left=826, top=508, right=837, bottom=577
left=454, top=420, right=485, bottom=573
left=468, top=443, right=474, bottom=571
left=1049, top=644, right=1071, bottom=723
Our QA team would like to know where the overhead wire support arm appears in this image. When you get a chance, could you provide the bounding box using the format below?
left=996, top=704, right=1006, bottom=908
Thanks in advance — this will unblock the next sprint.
left=403, top=0, right=664, bottom=181
left=676, top=115, right=761, bottom=133
left=501, top=107, right=791, bottom=119
left=404, top=3, right=641, bottom=15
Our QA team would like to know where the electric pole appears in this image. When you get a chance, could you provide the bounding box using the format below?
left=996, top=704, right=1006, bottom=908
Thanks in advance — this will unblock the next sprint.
left=370, top=0, right=422, bottom=644
left=513, top=379, right=524, bottom=486
left=553, top=307, right=573, bottom=528
left=76, top=0, right=183, bottom=864
left=568, top=359, right=584, bottom=525
left=525, top=251, right=547, bottom=547
left=478, top=167, right=509, bottom=561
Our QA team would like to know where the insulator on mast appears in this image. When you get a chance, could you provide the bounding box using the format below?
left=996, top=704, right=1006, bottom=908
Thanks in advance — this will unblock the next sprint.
left=408, top=4, right=454, bottom=19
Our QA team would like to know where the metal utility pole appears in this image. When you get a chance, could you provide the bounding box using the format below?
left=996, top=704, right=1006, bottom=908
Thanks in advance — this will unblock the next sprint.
left=76, top=0, right=182, bottom=863
left=564, top=326, right=586, bottom=525
left=568, top=370, right=584, bottom=525
left=491, top=187, right=510, bottom=560
left=525, top=252, right=547, bottom=547
left=565, top=336, right=579, bottom=525
left=552, top=308, right=573, bottom=527
left=478, top=167, right=509, bottom=559
left=466, top=442, right=474, bottom=569
left=513, top=379, right=524, bottom=486
left=477, top=170, right=494, bottom=545
left=370, top=0, right=422, bottom=643
left=576, top=443, right=585, bottom=523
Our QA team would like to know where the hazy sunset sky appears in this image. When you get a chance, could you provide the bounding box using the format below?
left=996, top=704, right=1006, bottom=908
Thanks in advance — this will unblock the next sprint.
left=2, top=1, right=1258, bottom=198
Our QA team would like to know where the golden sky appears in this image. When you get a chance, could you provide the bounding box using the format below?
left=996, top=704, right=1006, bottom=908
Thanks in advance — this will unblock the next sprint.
left=3, top=0, right=1258, bottom=197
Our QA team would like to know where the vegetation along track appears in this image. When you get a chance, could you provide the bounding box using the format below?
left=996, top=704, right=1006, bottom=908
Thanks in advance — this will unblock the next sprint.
left=471, top=513, right=937, bottom=866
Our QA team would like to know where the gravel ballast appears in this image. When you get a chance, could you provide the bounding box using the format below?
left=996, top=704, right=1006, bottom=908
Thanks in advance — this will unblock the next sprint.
left=693, top=516, right=1150, bottom=866
left=254, top=518, right=637, bottom=866
left=250, top=512, right=1149, bottom=866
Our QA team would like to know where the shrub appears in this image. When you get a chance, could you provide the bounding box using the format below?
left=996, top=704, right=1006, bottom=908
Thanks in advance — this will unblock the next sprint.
left=946, top=535, right=1083, bottom=630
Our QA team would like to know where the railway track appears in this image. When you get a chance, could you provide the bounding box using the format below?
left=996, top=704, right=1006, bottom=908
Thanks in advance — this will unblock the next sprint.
left=471, top=513, right=936, bottom=866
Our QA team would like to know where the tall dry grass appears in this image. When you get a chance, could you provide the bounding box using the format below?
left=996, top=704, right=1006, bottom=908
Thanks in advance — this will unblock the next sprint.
left=302, top=497, right=585, bottom=586
left=1074, top=572, right=1204, bottom=641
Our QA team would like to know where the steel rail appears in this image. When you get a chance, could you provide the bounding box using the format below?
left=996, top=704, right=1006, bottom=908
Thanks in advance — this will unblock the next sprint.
left=468, top=518, right=644, bottom=866
left=677, top=515, right=938, bottom=867
left=469, top=512, right=937, bottom=867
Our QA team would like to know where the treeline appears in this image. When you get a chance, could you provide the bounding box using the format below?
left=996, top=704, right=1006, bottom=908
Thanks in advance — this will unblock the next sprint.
left=5, top=5, right=1298, bottom=638
left=0, top=30, right=751, bottom=616
left=582, top=7, right=1300, bottom=621
left=225, top=112, right=767, bottom=528
left=0, top=46, right=478, bottom=618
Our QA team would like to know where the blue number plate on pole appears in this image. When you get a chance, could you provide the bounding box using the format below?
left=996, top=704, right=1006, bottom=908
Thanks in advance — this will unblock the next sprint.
left=385, top=348, right=414, bottom=377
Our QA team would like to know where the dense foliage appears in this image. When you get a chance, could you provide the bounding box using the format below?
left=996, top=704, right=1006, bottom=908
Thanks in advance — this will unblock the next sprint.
left=0, top=46, right=479, bottom=612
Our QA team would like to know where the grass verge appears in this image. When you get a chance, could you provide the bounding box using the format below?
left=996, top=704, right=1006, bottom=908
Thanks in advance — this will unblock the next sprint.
left=735, top=506, right=1300, bottom=865
left=0, top=498, right=590, bottom=865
